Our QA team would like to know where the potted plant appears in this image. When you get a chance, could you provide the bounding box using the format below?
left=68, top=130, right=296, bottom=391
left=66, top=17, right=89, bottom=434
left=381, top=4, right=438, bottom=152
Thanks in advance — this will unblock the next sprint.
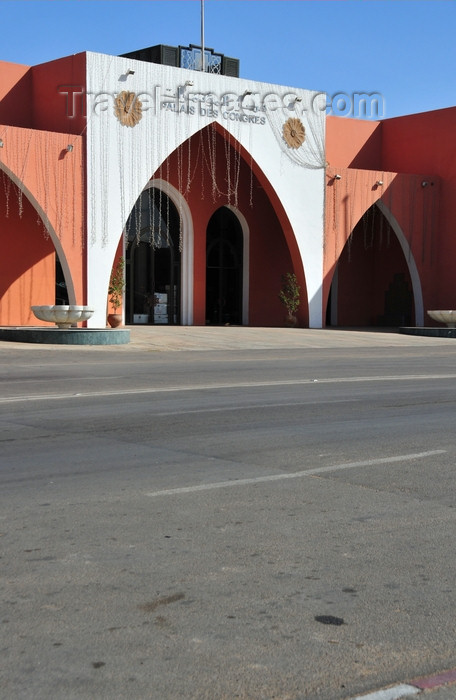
left=278, top=272, right=301, bottom=327
left=107, top=256, right=125, bottom=328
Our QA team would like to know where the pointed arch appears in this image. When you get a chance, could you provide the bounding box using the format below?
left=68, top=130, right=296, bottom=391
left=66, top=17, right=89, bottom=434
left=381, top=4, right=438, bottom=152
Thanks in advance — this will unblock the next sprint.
left=209, top=121, right=308, bottom=317
left=205, top=205, right=246, bottom=325
left=225, top=204, right=250, bottom=324
left=327, top=199, right=423, bottom=327
left=158, top=121, right=309, bottom=326
left=141, top=178, right=194, bottom=325
left=108, top=119, right=312, bottom=328
left=375, top=200, right=424, bottom=326
left=0, top=162, right=76, bottom=304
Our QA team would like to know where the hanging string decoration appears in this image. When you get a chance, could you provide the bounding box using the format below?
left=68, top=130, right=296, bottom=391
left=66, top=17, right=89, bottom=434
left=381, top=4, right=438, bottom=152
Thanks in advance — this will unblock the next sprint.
left=86, top=53, right=329, bottom=252
left=1, top=167, right=12, bottom=218
left=0, top=126, right=83, bottom=248
left=266, top=92, right=325, bottom=169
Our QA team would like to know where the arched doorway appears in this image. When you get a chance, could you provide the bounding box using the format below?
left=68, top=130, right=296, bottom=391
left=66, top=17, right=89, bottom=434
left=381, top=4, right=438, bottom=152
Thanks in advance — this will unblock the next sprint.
left=327, top=202, right=415, bottom=327
left=125, top=187, right=181, bottom=325
left=206, top=207, right=243, bottom=325
left=55, top=256, right=69, bottom=305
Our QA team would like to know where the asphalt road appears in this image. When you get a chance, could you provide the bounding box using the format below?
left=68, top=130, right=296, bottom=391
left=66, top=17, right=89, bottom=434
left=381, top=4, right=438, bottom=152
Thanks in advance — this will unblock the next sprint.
left=1, top=332, right=456, bottom=699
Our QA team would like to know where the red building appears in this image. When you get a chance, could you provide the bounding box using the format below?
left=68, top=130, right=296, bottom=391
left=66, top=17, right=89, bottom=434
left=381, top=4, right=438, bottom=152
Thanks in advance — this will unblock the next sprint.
left=0, top=46, right=455, bottom=330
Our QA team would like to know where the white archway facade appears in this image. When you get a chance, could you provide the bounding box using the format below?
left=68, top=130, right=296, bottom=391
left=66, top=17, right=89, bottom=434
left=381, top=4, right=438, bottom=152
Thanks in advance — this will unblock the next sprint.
left=85, top=51, right=326, bottom=328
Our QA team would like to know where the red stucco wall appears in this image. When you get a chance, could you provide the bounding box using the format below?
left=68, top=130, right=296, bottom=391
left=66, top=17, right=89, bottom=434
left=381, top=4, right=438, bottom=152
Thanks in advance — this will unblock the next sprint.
left=0, top=54, right=87, bottom=135
left=31, top=53, right=86, bottom=135
left=325, top=110, right=452, bottom=325
left=326, top=116, right=382, bottom=170
left=0, top=55, right=87, bottom=327
left=0, top=61, right=32, bottom=128
left=382, top=108, right=456, bottom=308
left=0, top=127, right=86, bottom=323
left=0, top=179, right=55, bottom=325
left=336, top=212, right=414, bottom=326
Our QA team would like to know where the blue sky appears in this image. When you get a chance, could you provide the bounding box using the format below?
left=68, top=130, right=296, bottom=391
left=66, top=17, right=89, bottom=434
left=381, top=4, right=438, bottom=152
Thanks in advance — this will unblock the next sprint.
left=1, top=0, right=455, bottom=119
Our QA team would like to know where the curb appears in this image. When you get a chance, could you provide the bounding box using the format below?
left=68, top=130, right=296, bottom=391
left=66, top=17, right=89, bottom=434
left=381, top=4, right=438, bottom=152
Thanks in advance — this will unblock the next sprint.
left=0, top=327, right=130, bottom=345
left=351, top=668, right=456, bottom=699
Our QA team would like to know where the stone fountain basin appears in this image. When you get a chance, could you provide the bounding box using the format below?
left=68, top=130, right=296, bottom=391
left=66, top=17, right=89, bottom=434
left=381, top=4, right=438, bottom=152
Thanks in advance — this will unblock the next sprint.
left=31, top=305, right=94, bottom=328
left=427, top=310, right=456, bottom=328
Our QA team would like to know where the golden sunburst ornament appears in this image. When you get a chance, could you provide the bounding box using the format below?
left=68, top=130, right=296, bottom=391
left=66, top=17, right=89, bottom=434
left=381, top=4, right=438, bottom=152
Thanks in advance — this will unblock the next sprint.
left=114, top=91, right=142, bottom=127
left=283, top=117, right=306, bottom=149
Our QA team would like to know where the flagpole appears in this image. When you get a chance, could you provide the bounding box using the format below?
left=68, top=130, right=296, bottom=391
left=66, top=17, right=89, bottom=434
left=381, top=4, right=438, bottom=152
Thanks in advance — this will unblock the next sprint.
left=201, top=0, right=205, bottom=72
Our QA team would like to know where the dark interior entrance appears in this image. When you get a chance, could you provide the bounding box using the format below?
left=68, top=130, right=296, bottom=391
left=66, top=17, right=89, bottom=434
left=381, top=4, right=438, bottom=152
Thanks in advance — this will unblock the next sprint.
left=326, top=203, right=414, bottom=327
left=55, top=256, right=69, bottom=305
left=206, top=207, right=243, bottom=325
left=125, top=188, right=180, bottom=325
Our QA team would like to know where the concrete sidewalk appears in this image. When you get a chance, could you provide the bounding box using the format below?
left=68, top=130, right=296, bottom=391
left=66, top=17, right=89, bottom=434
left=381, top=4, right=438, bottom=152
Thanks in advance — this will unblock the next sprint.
left=1, top=325, right=455, bottom=352
left=125, top=326, right=456, bottom=352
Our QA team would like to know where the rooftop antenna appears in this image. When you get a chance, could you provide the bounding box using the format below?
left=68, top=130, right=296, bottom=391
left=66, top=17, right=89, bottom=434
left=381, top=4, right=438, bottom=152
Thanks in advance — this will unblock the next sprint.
left=201, top=0, right=205, bottom=71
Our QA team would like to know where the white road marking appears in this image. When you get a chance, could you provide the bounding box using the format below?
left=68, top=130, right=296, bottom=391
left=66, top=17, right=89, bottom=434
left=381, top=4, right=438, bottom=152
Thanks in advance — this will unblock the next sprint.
left=154, top=398, right=359, bottom=417
left=350, top=683, right=420, bottom=699
left=1, top=374, right=456, bottom=404
left=145, top=450, right=446, bottom=498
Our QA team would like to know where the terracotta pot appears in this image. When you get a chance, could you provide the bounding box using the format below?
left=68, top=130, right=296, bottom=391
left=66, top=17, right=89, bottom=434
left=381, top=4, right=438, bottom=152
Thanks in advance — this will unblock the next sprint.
left=284, top=313, right=298, bottom=328
left=107, top=313, right=122, bottom=328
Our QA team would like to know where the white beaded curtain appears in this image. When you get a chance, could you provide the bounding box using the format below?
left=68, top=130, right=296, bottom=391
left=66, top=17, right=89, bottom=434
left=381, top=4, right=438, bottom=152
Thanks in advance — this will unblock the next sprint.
left=0, top=127, right=82, bottom=246
left=87, top=53, right=326, bottom=252
left=265, top=90, right=326, bottom=169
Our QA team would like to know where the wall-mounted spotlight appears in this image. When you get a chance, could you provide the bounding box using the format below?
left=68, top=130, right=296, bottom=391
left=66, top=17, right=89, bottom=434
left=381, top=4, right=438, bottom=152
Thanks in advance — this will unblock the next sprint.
left=0, top=139, right=3, bottom=148
left=376, top=180, right=383, bottom=186
left=421, top=181, right=428, bottom=187
left=126, top=68, right=135, bottom=76
left=294, top=97, right=302, bottom=103
left=334, top=174, right=341, bottom=180
left=67, top=144, right=73, bottom=152
left=243, top=90, right=252, bottom=97
left=185, top=80, right=194, bottom=87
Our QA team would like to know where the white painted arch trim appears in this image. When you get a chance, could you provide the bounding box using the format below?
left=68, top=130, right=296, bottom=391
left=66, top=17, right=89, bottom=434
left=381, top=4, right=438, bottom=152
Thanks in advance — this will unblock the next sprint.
left=225, top=204, right=250, bottom=325
left=376, top=199, right=424, bottom=326
left=140, top=178, right=194, bottom=326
